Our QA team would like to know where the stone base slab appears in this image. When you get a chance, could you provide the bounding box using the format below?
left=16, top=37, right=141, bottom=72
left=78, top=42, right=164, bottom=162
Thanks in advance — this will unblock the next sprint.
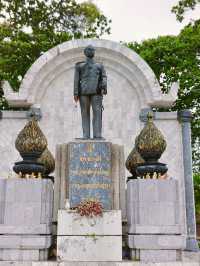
left=0, top=225, right=51, bottom=234
left=0, top=249, right=48, bottom=261
left=140, top=249, right=180, bottom=263
left=128, top=224, right=181, bottom=234
left=127, top=179, right=178, bottom=202
left=57, top=236, right=122, bottom=261
left=0, top=235, right=52, bottom=249
left=57, top=210, right=122, bottom=261
left=127, top=201, right=179, bottom=227
left=0, top=179, right=53, bottom=235
left=127, top=179, right=181, bottom=235
left=58, top=210, right=122, bottom=235
left=131, top=249, right=180, bottom=262
left=0, top=260, right=200, bottom=265
left=128, top=234, right=186, bottom=249
left=181, top=250, right=200, bottom=262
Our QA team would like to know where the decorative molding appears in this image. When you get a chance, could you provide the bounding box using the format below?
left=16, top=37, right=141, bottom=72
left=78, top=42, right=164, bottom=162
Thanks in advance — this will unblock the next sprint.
left=139, top=108, right=154, bottom=122
left=1, top=111, right=27, bottom=119
left=140, top=109, right=178, bottom=122
left=178, top=110, right=193, bottom=123
left=26, top=106, right=42, bottom=121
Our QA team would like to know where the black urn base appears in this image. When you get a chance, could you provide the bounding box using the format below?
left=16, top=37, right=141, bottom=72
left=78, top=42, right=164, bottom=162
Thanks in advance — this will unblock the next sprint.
left=136, top=162, right=168, bottom=178
left=127, top=175, right=137, bottom=182
left=13, top=151, right=45, bottom=176
left=43, top=175, right=54, bottom=183
left=13, top=161, right=44, bottom=176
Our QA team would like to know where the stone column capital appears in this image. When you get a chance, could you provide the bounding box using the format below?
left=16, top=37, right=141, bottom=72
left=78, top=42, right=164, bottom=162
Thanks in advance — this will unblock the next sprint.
left=178, top=110, right=193, bottom=123
left=26, top=106, right=42, bottom=121
left=139, top=108, right=154, bottom=122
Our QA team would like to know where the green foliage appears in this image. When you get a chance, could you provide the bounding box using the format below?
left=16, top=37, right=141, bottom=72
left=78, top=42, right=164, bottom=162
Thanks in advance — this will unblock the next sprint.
left=0, top=81, right=9, bottom=110
left=0, top=0, right=111, bottom=38
left=127, top=19, right=200, bottom=171
left=0, top=24, right=73, bottom=90
left=193, top=173, right=200, bottom=222
left=172, top=0, right=200, bottom=22
left=0, top=0, right=111, bottom=97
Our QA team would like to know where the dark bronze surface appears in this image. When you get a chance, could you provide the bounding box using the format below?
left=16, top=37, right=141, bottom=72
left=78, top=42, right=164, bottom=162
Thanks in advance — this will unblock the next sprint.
left=38, top=147, right=55, bottom=175
left=74, top=45, right=107, bottom=139
left=126, top=146, right=145, bottom=178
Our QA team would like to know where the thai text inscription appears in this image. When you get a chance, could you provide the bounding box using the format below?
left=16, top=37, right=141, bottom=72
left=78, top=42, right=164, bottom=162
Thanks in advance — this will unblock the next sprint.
left=68, top=142, right=112, bottom=209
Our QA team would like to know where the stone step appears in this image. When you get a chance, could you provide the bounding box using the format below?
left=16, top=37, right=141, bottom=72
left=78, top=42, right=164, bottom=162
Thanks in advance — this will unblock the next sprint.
left=57, top=210, right=122, bottom=236
left=0, top=260, right=199, bottom=266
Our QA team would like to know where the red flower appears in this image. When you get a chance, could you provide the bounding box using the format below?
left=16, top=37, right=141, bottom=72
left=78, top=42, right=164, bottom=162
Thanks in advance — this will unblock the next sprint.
left=76, top=199, right=103, bottom=217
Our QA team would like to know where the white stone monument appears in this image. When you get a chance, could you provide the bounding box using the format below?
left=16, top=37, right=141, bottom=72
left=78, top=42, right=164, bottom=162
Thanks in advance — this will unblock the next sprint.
left=57, top=210, right=122, bottom=261
left=0, top=179, right=53, bottom=261
left=0, top=39, right=197, bottom=256
left=127, top=179, right=186, bottom=262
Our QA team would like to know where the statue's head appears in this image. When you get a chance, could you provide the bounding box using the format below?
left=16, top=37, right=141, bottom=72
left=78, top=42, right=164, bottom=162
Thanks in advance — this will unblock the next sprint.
left=84, top=45, right=95, bottom=58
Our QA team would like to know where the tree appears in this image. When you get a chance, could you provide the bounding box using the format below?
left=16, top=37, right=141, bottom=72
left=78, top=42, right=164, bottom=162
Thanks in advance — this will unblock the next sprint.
left=127, top=19, right=200, bottom=172
left=172, top=0, right=200, bottom=22
left=0, top=0, right=111, bottom=109
left=193, top=173, right=200, bottom=222
left=0, top=0, right=110, bottom=38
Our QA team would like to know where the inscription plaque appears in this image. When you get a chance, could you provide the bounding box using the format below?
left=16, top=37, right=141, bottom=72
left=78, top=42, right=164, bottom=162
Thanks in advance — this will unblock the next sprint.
left=68, top=141, right=112, bottom=209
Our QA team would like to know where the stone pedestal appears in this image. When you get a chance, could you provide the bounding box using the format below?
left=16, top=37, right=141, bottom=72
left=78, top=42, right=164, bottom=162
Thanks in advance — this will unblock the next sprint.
left=127, top=179, right=186, bottom=262
left=0, top=179, right=53, bottom=261
left=57, top=210, right=122, bottom=261
left=54, top=140, right=126, bottom=220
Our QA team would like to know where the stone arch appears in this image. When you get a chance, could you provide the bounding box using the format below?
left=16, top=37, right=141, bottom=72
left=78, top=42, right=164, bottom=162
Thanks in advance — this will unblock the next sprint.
left=5, top=39, right=176, bottom=108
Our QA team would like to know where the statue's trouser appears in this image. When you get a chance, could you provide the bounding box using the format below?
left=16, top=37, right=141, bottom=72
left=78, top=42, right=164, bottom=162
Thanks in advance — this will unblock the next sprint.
left=79, top=95, right=103, bottom=138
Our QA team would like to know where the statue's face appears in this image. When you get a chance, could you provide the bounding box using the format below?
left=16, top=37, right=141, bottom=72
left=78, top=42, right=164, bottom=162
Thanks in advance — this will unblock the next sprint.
left=84, top=46, right=95, bottom=58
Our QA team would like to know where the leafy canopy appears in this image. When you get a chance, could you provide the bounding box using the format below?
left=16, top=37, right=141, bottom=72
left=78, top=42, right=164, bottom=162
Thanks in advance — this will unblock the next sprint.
left=172, top=0, right=200, bottom=22
left=127, top=19, right=200, bottom=172
left=194, top=173, right=200, bottom=220
left=0, top=0, right=110, bottom=37
left=0, top=0, right=111, bottom=108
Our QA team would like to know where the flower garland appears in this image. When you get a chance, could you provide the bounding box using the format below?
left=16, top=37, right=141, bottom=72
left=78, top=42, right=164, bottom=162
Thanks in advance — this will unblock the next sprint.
left=76, top=199, right=103, bottom=217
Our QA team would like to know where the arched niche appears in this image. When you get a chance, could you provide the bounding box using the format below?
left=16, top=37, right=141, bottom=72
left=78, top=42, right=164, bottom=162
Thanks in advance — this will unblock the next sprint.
left=4, top=39, right=177, bottom=156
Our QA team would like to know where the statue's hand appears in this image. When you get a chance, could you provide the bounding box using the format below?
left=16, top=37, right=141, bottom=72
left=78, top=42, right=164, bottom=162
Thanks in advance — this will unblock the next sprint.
left=74, top=95, right=79, bottom=102
left=102, top=88, right=107, bottom=95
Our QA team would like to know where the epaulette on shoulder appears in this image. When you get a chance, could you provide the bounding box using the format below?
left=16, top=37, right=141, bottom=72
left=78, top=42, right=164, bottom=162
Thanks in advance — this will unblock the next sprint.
left=96, top=62, right=103, bottom=66
left=75, top=61, right=85, bottom=67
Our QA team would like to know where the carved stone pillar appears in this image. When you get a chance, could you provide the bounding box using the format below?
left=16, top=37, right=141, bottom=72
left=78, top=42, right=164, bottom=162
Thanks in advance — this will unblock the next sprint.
left=178, top=110, right=199, bottom=251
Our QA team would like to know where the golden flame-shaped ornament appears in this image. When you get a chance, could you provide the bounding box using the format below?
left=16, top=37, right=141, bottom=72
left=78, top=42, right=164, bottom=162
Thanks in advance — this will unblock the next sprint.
left=15, top=119, right=47, bottom=154
left=126, top=146, right=145, bottom=176
left=136, top=113, right=167, bottom=162
left=38, top=148, right=55, bottom=175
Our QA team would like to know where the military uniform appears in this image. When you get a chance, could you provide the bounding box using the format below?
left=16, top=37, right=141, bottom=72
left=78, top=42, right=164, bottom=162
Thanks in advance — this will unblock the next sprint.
left=74, top=58, right=107, bottom=139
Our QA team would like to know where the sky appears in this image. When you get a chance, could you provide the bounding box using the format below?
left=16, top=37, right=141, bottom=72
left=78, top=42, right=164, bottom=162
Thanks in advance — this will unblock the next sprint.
left=77, top=0, right=200, bottom=42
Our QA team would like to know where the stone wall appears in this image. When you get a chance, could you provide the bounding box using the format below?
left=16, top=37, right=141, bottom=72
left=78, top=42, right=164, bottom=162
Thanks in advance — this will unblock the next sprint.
left=0, top=111, right=27, bottom=178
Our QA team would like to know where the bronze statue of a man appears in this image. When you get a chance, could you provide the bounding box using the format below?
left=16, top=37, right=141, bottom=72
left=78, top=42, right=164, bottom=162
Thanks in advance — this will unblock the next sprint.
left=74, top=45, right=107, bottom=139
